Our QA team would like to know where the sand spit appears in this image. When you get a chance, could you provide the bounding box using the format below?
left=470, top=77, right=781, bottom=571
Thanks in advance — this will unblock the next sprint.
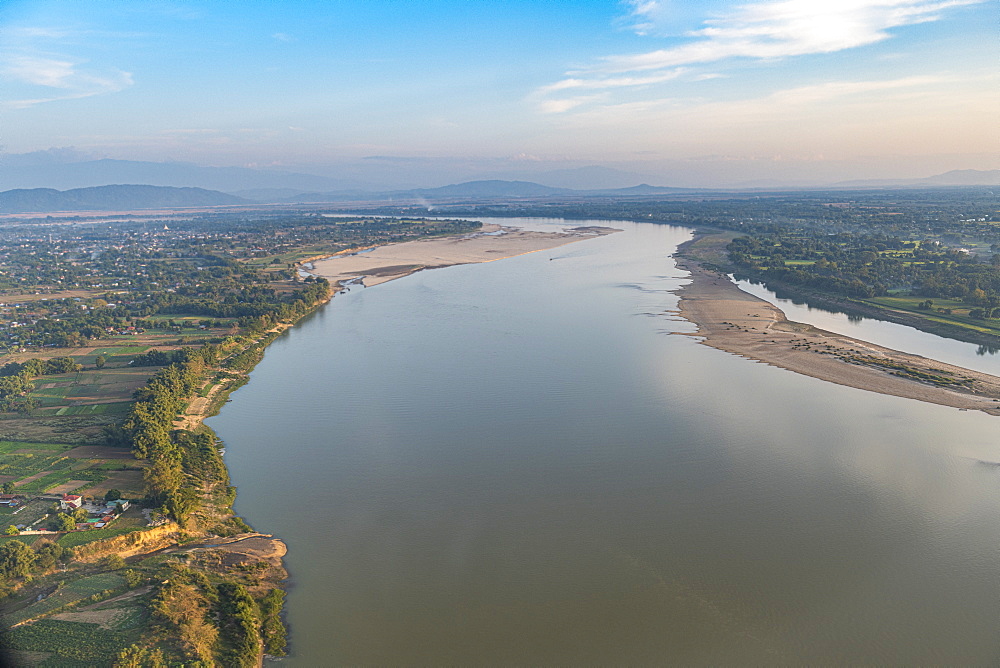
left=309, top=224, right=619, bottom=287
left=674, top=258, right=1000, bottom=416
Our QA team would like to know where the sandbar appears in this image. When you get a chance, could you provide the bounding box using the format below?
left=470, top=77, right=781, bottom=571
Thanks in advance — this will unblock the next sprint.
left=308, top=224, right=618, bottom=287
left=674, top=254, right=1000, bottom=416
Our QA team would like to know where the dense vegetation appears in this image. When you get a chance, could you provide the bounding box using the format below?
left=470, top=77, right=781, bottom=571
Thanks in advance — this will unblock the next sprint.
left=728, top=232, right=1000, bottom=303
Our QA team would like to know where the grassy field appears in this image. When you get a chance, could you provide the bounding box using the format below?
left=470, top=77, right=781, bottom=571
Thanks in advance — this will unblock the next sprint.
left=0, top=499, right=51, bottom=529
left=2, top=572, right=128, bottom=627
left=865, top=295, right=1000, bottom=336
left=1, top=613, right=142, bottom=666
left=680, top=230, right=741, bottom=267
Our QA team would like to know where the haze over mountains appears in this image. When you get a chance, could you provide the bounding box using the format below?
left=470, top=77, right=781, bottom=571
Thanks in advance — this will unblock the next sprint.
left=0, top=185, right=245, bottom=214
left=0, top=182, right=700, bottom=214
left=1, top=167, right=997, bottom=214
left=2, top=152, right=997, bottom=200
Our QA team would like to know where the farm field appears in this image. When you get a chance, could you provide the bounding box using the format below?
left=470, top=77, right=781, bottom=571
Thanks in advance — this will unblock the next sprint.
left=0, top=440, right=140, bottom=500
left=1, top=614, right=141, bottom=666
left=2, top=572, right=127, bottom=627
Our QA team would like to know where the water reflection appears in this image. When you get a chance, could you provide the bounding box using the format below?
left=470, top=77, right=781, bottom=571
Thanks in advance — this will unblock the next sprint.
left=209, top=219, right=1000, bottom=665
left=735, top=279, right=1000, bottom=375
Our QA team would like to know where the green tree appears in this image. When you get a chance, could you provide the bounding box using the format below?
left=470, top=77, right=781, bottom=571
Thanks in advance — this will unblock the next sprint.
left=5, top=525, right=18, bottom=535
left=105, top=488, right=123, bottom=502
left=122, top=568, right=143, bottom=588
left=113, top=645, right=167, bottom=668
left=49, top=513, right=76, bottom=532
left=1, top=481, right=13, bottom=494
left=95, top=354, right=107, bottom=369
left=259, top=588, right=287, bottom=656
left=0, top=539, right=36, bottom=578
left=103, top=554, right=126, bottom=571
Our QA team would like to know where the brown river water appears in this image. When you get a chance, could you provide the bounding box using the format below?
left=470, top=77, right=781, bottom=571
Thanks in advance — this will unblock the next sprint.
left=208, top=218, right=1000, bottom=665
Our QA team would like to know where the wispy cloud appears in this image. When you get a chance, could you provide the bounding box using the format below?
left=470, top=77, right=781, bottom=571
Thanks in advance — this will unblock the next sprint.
left=606, top=0, right=983, bottom=72
left=537, top=0, right=983, bottom=113
left=0, top=27, right=134, bottom=109
left=537, top=68, right=687, bottom=95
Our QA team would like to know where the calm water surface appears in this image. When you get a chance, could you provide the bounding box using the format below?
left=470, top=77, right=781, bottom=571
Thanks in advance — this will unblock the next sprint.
left=208, top=218, right=1000, bottom=665
left=736, top=278, right=1000, bottom=375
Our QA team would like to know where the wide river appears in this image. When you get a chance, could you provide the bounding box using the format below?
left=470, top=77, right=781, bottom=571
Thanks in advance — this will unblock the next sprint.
left=208, top=218, right=1000, bottom=665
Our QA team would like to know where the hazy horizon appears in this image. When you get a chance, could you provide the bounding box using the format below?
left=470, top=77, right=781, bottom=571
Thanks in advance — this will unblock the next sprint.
left=1, top=1, right=997, bottom=189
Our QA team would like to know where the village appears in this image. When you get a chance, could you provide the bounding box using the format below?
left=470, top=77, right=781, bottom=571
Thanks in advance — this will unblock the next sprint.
left=1, top=490, right=160, bottom=538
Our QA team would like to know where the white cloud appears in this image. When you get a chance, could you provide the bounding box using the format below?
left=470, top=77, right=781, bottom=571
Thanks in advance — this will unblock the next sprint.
left=539, top=95, right=607, bottom=114
left=4, top=56, right=77, bottom=87
left=622, top=0, right=671, bottom=35
left=0, top=27, right=134, bottom=109
left=2, top=58, right=133, bottom=109
left=537, top=0, right=983, bottom=113
left=605, top=0, right=984, bottom=73
left=538, top=68, right=687, bottom=95
left=763, top=75, right=943, bottom=105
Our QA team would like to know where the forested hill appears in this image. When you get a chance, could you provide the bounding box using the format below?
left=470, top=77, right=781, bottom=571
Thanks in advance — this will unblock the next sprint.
left=0, top=184, right=247, bottom=213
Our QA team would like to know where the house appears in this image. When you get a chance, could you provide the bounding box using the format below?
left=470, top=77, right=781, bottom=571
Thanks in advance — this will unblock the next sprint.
left=0, top=494, right=20, bottom=507
left=60, top=494, right=83, bottom=510
left=106, top=499, right=130, bottom=512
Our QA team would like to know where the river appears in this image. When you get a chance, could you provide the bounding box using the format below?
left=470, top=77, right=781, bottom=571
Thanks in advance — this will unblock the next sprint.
left=207, top=218, right=1000, bottom=665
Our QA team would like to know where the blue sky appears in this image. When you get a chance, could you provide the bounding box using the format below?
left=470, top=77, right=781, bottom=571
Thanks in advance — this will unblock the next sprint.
left=0, top=0, right=996, bottom=187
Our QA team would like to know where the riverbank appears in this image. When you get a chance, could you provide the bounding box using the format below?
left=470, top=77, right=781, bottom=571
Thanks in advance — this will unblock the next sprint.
left=309, top=224, right=619, bottom=286
left=674, top=250, right=1000, bottom=416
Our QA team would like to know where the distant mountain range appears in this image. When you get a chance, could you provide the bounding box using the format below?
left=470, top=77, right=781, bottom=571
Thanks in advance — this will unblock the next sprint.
left=0, top=185, right=246, bottom=214
left=0, top=158, right=348, bottom=193
left=833, top=169, right=1000, bottom=188
left=0, top=181, right=699, bottom=213
left=1, top=153, right=996, bottom=195
left=250, top=179, right=700, bottom=204
left=2, top=170, right=997, bottom=214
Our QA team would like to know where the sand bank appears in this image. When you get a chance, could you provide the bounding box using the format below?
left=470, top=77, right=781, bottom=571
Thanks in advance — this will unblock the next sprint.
left=309, top=224, right=618, bottom=286
left=674, top=256, right=1000, bottom=416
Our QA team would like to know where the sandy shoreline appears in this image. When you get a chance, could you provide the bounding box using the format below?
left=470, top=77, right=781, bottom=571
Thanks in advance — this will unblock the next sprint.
left=673, top=252, right=1000, bottom=416
left=308, top=223, right=619, bottom=287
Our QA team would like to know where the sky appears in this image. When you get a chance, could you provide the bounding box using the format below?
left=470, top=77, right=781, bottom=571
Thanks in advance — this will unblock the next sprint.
left=0, top=0, right=997, bottom=188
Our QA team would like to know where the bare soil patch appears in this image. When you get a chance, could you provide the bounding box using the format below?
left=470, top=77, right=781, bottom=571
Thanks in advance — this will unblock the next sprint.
left=76, top=470, right=144, bottom=497
left=0, top=289, right=99, bottom=302
left=46, top=480, right=92, bottom=495
left=13, top=471, right=52, bottom=487
left=49, top=607, right=133, bottom=628
left=190, top=534, right=287, bottom=566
